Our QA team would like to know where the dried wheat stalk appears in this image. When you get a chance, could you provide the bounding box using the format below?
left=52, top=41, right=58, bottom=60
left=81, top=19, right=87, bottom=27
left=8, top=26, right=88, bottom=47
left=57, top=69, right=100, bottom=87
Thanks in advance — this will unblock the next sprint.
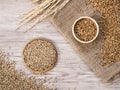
left=18, top=0, right=71, bottom=31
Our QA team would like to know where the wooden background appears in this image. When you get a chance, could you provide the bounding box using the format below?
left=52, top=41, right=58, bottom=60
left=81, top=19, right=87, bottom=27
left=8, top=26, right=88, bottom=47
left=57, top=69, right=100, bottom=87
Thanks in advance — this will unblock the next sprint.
left=0, top=0, right=120, bottom=90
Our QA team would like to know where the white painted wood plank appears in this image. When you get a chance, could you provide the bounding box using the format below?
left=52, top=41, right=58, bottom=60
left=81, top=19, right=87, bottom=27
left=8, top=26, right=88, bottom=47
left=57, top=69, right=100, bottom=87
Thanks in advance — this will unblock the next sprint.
left=0, top=0, right=120, bottom=90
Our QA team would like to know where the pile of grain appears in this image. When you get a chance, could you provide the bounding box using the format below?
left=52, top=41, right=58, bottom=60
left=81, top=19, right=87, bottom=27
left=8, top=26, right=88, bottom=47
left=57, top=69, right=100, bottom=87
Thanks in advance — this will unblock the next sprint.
left=23, top=38, right=57, bottom=74
left=74, top=18, right=97, bottom=41
left=0, top=51, right=54, bottom=90
left=87, top=0, right=120, bottom=66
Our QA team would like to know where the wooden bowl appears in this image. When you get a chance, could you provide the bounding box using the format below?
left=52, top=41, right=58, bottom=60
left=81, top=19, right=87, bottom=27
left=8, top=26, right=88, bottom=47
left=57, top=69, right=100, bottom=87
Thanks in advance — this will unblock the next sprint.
left=72, top=16, right=99, bottom=43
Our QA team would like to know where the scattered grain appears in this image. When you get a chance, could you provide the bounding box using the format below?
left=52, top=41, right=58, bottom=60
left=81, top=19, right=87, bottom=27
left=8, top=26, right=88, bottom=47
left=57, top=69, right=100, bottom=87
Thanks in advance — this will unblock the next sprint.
left=0, top=51, right=55, bottom=90
left=87, top=0, right=120, bottom=66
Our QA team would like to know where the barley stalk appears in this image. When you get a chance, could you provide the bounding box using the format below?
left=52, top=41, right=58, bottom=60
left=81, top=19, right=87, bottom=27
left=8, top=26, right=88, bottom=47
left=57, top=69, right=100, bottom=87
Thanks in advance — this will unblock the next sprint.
left=17, top=0, right=71, bottom=31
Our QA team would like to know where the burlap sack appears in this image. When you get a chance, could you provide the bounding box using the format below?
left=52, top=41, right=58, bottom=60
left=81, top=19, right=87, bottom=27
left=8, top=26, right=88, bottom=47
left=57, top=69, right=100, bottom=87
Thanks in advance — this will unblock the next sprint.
left=50, top=0, right=120, bottom=82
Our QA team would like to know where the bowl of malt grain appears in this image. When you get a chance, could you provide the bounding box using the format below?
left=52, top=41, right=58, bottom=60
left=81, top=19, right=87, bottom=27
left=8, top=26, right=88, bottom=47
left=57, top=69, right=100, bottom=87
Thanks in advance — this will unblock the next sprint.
left=72, top=16, right=99, bottom=43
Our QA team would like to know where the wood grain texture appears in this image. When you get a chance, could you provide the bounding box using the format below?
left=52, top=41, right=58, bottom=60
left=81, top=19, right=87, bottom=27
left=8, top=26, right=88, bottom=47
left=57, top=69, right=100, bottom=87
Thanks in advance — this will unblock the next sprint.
left=0, top=0, right=120, bottom=90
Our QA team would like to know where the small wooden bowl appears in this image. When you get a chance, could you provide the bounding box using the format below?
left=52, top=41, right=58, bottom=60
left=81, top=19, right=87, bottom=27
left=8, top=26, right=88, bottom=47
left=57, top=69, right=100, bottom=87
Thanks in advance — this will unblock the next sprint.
left=22, top=38, right=58, bottom=74
left=72, top=16, right=99, bottom=43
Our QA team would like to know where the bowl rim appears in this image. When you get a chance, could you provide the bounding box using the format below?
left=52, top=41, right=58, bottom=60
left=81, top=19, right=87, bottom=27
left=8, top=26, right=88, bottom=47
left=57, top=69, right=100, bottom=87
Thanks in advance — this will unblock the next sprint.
left=72, top=16, right=99, bottom=43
